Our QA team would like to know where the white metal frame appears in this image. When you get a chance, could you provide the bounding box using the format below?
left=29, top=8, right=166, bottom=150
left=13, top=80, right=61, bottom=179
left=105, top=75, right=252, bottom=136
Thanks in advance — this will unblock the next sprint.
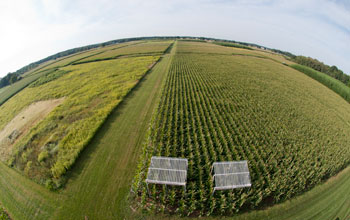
left=146, top=156, right=188, bottom=195
left=212, top=160, right=251, bottom=193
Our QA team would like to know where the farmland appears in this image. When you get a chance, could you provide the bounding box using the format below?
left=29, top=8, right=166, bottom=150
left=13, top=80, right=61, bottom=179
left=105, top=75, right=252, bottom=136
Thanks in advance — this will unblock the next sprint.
left=0, top=40, right=146, bottom=107
left=0, top=41, right=172, bottom=188
left=0, top=40, right=175, bottom=220
left=0, top=39, right=350, bottom=220
left=134, top=41, right=350, bottom=216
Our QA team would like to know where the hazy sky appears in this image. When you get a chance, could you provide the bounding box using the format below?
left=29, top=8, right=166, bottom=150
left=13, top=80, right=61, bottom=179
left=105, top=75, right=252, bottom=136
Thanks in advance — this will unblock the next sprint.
left=0, top=0, right=349, bottom=77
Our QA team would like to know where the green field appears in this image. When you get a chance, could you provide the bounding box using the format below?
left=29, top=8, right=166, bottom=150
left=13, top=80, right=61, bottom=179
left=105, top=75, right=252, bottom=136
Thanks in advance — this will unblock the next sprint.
left=0, top=40, right=350, bottom=220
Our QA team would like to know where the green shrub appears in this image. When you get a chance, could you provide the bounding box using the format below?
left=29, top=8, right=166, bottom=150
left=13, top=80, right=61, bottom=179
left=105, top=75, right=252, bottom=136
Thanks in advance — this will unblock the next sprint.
left=38, top=150, right=49, bottom=162
left=0, top=206, right=10, bottom=220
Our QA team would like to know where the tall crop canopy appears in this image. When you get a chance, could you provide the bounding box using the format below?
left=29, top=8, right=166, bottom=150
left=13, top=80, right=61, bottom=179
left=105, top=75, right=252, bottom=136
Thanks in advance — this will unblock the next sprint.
left=146, top=156, right=188, bottom=187
left=213, top=161, right=251, bottom=191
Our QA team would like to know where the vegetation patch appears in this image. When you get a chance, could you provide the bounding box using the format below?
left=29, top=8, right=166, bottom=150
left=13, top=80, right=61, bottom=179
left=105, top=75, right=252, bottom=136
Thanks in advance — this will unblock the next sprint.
left=29, top=69, right=71, bottom=88
left=0, top=56, right=160, bottom=189
left=133, top=41, right=350, bottom=216
left=0, top=206, right=10, bottom=220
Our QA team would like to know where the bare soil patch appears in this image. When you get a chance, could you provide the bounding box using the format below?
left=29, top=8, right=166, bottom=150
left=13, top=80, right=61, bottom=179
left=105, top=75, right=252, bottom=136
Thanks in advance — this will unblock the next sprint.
left=0, top=98, right=65, bottom=161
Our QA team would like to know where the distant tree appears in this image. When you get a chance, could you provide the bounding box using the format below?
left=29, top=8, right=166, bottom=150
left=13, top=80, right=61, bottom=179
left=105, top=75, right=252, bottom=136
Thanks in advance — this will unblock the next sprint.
left=0, top=73, right=20, bottom=88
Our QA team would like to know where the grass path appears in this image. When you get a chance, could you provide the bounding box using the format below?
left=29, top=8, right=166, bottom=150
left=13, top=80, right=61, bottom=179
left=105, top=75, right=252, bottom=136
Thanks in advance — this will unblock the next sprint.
left=0, top=162, right=60, bottom=219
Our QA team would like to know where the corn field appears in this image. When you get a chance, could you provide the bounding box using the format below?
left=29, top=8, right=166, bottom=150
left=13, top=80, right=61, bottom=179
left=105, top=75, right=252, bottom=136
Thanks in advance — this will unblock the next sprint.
left=133, top=42, right=350, bottom=216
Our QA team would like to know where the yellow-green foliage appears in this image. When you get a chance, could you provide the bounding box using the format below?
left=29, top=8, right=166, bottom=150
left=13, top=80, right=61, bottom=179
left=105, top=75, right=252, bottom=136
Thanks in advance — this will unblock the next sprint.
left=77, top=41, right=173, bottom=63
left=0, top=205, right=10, bottom=220
left=37, top=150, right=49, bottom=162
left=0, top=55, right=159, bottom=186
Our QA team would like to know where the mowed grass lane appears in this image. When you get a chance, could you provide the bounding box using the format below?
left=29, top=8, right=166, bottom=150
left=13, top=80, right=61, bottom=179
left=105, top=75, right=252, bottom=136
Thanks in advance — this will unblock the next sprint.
left=54, top=43, right=175, bottom=219
left=0, top=162, right=60, bottom=219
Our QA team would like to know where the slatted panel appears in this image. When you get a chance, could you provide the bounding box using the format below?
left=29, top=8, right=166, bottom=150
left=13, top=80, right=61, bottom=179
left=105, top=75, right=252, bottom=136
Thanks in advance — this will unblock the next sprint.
left=213, top=161, right=251, bottom=191
left=146, top=156, right=188, bottom=187
left=213, top=161, right=249, bottom=174
left=146, top=168, right=187, bottom=186
left=150, top=156, right=188, bottom=171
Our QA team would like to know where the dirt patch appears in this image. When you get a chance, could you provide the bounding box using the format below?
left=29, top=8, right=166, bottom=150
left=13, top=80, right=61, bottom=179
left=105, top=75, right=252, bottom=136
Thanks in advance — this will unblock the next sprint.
left=0, top=98, right=65, bottom=161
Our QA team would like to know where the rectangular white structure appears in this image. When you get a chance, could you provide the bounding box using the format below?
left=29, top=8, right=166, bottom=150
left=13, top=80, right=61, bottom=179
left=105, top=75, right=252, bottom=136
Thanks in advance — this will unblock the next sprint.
left=212, top=160, right=251, bottom=192
left=150, top=156, right=188, bottom=171
left=146, top=156, right=188, bottom=192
